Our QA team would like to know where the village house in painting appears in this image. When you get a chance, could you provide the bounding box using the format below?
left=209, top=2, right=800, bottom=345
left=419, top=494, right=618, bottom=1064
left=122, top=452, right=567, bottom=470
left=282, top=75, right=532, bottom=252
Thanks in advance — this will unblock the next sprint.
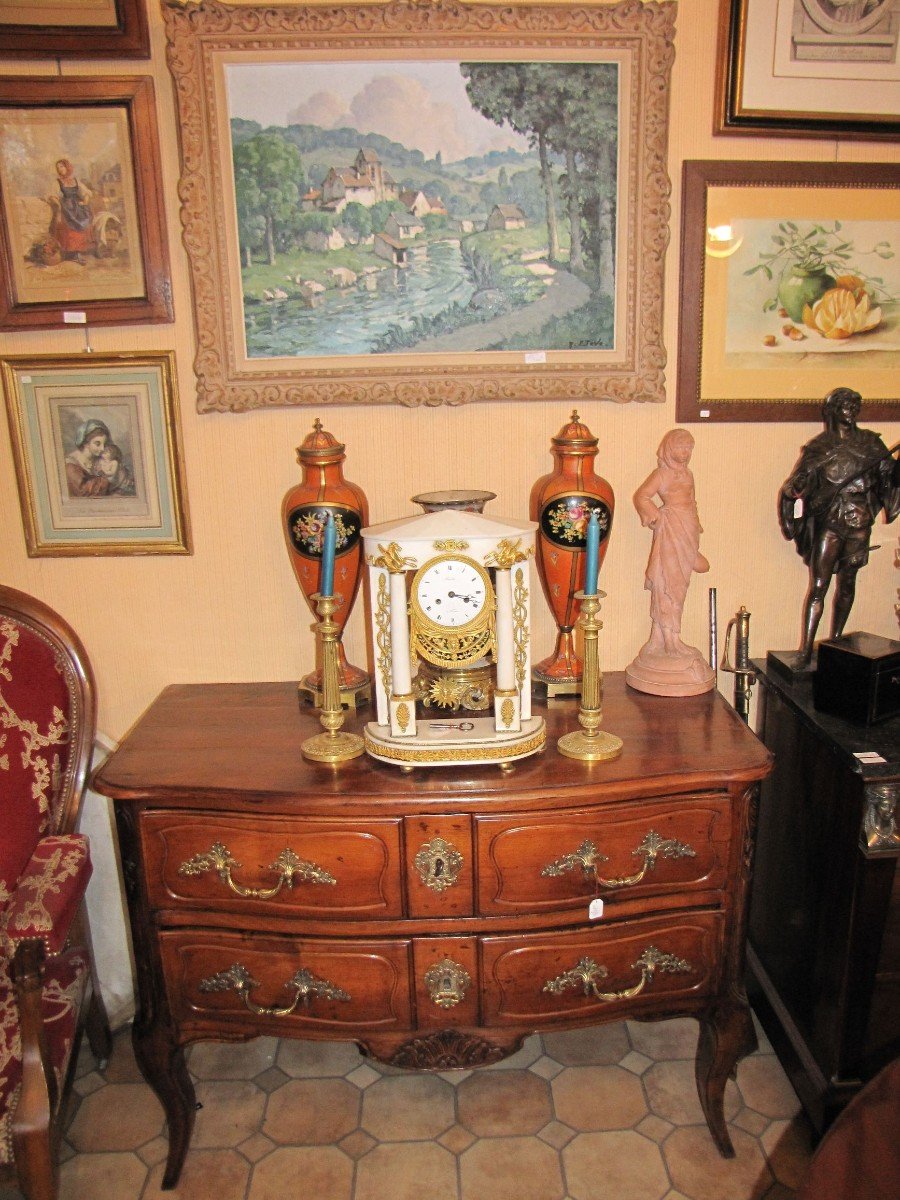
left=486, top=202, right=526, bottom=231
left=383, top=211, right=425, bottom=241
left=373, top=230, right=408, bottom=266
left=320, top=148, right=399, bottom=213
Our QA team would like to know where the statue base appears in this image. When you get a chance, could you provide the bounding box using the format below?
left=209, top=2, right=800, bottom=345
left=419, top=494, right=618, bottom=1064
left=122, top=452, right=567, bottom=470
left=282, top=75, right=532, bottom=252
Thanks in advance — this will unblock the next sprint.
left=625, top=642, right=715, bottom=698
left=766, top=649, right=817, bottom=683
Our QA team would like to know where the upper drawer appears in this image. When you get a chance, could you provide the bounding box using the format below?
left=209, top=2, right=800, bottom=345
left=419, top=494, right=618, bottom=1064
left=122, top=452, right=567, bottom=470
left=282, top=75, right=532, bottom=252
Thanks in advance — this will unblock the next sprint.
left=476, top=795, right=731, bottom=915
left=140, top=810, right=403, bottom=919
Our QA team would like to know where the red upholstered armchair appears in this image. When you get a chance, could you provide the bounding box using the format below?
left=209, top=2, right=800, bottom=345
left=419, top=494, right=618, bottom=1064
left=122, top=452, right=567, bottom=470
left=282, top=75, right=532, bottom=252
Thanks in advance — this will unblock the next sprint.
left=0, top=585, right=111, bottom=1200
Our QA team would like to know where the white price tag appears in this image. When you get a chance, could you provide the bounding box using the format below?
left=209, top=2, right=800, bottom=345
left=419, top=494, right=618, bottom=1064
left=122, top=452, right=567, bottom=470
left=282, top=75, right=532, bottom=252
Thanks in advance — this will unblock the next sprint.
left=854, top=751, right=887, bottom=765
left=63, top=311, right=87, bottom=324
left=524, top=351, right=546, bottom=364
left=588, top=898, right=604, bottom=921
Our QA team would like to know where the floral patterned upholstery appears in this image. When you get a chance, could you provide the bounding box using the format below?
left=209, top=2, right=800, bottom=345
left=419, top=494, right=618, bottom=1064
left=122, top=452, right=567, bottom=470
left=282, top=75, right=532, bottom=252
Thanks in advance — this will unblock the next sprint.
left=0, top=948, right=88, bottom=1166
left=0, top=587, right=107, bottom=1198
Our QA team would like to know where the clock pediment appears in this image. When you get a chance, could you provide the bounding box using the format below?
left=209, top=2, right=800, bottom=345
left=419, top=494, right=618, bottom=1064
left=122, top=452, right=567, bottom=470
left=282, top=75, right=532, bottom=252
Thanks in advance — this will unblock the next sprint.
left=362, top=510, right=535, bottom=547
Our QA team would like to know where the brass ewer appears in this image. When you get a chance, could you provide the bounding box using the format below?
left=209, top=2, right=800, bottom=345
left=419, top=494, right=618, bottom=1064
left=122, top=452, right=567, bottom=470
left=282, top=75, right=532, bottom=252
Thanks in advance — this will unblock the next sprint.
left=557, top=590, right=623, bottom=762
left=301, top=592, right=365, bottom=763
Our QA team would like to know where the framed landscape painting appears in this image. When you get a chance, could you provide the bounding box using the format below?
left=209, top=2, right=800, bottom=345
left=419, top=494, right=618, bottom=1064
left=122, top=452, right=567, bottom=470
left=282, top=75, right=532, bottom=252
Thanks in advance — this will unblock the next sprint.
left=164, top=0, right=676, bottom=411
left=2, top=352, right=191, bottom=556
left=716, top=0, right=900, bottom=139
left=0, top=76, right=172, bottom=329
left=677, top=160, right=900, bottom=422
left=0, top=0, right=150, bottom=58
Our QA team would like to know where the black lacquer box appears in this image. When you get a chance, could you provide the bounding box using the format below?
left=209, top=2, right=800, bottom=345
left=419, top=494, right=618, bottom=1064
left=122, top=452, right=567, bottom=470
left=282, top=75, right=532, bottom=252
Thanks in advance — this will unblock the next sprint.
left=813, top=631, right=900, bottom=725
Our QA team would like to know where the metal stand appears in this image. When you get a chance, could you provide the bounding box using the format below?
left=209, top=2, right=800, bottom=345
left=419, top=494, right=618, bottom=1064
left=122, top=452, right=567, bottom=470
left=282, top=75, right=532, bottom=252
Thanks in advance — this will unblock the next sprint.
left=301, top=592, right=365, bottom=764
left=557, top=591, right=623, bottom=762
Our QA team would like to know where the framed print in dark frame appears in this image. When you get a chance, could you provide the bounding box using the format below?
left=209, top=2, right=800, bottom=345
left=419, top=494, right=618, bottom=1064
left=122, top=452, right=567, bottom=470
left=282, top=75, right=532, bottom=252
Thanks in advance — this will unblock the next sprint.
left=0, top=76, right=172, bottom=330
left=677, top=159, right=900, bottom=423
left=715, top=0, right=900, bottom=141
left=0, top=0, right=150, bottom=59
left=2, top=351, right=191, bottom=557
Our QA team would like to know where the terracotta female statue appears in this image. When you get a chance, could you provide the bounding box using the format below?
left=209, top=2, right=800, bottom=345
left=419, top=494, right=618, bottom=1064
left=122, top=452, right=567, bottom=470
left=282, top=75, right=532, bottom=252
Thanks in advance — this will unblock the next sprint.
left=625, top=428, right=715, bottom=696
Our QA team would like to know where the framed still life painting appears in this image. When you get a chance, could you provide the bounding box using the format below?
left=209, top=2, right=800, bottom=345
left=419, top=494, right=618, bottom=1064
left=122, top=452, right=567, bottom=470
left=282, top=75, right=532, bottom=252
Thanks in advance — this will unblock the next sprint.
left=163, top=0, right=676, bottom=411
left=0, top=76, right=172, bottom=330
left=2, top=351, right=191, bottom=556
left=677, top=159, right=900, bottom=422
left=0, top=0, right=150, bottom=58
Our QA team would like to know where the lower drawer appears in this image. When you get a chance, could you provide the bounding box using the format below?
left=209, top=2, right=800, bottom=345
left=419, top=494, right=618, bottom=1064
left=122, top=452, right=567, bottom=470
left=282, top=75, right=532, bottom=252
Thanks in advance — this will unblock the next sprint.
left=158, top=931, right=413, bottom=1034
left=481, top=910, right=721, bottom=1025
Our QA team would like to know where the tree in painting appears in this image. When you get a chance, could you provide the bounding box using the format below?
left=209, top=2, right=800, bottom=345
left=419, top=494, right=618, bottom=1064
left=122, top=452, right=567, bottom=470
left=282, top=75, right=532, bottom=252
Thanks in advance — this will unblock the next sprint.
left=462, top=62, right=617, bottom=286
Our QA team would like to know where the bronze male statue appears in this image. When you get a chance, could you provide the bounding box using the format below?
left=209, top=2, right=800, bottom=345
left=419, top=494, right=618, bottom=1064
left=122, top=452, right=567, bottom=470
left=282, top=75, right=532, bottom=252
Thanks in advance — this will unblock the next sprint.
left=779, top=387, right=900, bottom=667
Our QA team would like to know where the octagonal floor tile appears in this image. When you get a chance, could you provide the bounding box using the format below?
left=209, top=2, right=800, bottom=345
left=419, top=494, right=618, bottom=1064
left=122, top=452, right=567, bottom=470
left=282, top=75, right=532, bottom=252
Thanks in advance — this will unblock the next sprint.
left=59, top=1151, right=147, bottom=1199
left=276, top=1038, right=363, bottom=1078
left=142, top=1148, right=250, bottom=1199
left=644, top=1059, right=741, bottom=1126
left=564, top=1129, right=669, bottom=1200
left=735, top=1055, right=801, bottom=1120
left=247, top=1145, right=353, bottom=1200
left=361, top=1073, right=456, bottom=1141
left=626, top=1018, right=698, bottom=1061
left=263, top=1077, right=359, bottom=1144
left=355, top=1141, right=458, bottom=1200
left=460, top=1135, right=565, bottom=1200
left=664, top=1125, right=772, bottom=1200
left=457, top=1069, right=552, bottom=1137
left=193, top=1080, right=267, bottom=1148
left=551, top=1065, right=647, bottom=1131
left=542, top=1023, right=630, bottom=1066
left=188, top=1037, right=278, bottom=1080
left=67, top=1082, right=164, bottom=1152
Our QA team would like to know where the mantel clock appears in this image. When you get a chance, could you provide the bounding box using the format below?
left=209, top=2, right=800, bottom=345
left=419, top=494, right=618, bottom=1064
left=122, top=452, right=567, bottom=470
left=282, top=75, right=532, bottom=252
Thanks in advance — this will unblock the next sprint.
left=361, top=510, right=546, bottom=768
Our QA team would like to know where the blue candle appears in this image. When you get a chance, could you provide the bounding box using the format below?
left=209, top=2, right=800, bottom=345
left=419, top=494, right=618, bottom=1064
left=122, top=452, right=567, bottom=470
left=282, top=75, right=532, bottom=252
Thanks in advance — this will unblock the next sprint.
left=319, top=512, right=336, bottom=598
left=583, top=510, right=600, bottom=596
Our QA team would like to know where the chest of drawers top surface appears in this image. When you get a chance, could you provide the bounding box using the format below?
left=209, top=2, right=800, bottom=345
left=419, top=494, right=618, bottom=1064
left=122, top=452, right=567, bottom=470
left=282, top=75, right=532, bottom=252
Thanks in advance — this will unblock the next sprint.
left=93, top=675, right=771, bottom=812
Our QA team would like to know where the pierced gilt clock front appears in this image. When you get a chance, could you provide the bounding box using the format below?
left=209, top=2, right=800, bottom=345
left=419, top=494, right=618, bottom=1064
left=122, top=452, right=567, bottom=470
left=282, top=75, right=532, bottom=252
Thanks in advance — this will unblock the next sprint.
left=361, top=510, right=545, bottom=769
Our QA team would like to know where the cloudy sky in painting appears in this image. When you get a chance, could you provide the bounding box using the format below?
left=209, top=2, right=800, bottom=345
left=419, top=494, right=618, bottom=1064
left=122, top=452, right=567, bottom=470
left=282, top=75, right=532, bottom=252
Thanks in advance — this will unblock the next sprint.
left=225, top=60, right=531, bottom=162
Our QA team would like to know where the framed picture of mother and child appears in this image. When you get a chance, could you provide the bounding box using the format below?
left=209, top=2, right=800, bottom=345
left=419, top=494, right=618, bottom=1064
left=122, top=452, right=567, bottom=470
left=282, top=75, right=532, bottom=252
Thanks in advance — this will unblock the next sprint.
left=1, top=352, right=191, bottom=556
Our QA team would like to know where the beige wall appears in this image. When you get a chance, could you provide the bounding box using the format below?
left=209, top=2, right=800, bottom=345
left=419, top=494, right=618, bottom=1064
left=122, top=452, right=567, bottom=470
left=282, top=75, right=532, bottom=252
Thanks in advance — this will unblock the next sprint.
left=1, top=0, right=898, bottom=742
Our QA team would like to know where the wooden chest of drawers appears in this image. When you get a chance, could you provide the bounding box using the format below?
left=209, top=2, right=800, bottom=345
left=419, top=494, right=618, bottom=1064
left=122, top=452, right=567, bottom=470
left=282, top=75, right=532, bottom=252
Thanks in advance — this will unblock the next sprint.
left=92, top=677, right=771, bottom=1187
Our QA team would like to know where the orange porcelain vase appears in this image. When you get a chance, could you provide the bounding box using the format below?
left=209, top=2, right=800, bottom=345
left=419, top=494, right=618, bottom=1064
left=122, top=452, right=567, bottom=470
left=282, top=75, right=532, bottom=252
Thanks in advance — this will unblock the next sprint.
left=529, top=411, right=615, bottom=695
left=282, top=420, right=370, bottom=707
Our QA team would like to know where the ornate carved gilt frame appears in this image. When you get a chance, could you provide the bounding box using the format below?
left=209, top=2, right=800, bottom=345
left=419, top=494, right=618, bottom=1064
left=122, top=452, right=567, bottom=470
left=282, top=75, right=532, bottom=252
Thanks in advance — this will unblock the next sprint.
left=164, top=0, right=675, bottom=411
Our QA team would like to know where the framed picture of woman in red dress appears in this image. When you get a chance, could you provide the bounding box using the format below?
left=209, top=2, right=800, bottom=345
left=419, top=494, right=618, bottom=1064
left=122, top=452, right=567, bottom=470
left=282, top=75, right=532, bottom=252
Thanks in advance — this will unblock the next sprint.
left=0, top=76, right=172, bottom=329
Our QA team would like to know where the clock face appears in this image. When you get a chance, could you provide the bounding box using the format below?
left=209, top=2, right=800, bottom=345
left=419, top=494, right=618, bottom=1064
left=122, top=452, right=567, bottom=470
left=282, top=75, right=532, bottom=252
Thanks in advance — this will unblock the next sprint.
left=414, top=557, right=489, bottom=629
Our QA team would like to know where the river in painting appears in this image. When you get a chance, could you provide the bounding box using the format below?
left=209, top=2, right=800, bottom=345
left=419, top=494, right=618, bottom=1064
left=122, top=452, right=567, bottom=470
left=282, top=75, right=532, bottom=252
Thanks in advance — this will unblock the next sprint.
left=244, top=240, right=475, bottom=358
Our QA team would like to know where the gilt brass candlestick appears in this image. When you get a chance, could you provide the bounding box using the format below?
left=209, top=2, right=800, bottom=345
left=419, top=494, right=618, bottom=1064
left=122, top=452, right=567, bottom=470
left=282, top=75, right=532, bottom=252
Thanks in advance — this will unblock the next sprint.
left=557, top=590, right=623, bottom=762
left=301, top=592, right=365, bottom=764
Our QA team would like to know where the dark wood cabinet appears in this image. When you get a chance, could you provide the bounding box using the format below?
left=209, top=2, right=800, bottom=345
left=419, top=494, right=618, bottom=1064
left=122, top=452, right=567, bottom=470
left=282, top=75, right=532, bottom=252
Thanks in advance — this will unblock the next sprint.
left=92, top=677, right=771, bottom=1187
left=748, top=660, right=900, bottom=1136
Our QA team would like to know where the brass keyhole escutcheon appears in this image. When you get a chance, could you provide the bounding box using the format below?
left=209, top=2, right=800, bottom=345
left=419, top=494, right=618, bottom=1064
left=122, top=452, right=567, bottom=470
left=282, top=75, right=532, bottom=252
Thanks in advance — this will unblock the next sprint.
left=414, top=836, right=463, bottom=893
left=424, top=957, right=471, bottom=1009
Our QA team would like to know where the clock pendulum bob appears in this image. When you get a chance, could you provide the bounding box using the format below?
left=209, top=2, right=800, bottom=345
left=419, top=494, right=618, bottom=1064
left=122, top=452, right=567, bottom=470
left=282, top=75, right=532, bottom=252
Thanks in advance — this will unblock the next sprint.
left=530, top=411, right=614, bottom=697
left=281, top=420, right=371, bottom=709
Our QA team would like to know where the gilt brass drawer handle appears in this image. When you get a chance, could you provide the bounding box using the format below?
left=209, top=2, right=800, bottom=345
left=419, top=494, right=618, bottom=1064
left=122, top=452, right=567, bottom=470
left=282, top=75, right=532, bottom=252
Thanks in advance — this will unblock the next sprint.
left=198, top=962, right=350, bottom=1017
left=424, top=957, right=471, bottom=1009
left=414, top=836, right=463, bottom=893
left=541, top=830, right=696, bottom=889
left=543, top=945, right=692, bottom=1004
left=178, top=841, right=337, bottom=899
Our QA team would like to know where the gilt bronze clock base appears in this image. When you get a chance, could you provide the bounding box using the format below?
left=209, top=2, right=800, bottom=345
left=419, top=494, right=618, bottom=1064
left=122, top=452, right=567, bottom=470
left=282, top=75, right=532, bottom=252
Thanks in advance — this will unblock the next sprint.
left=364, top=715, right=546, bottom=769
